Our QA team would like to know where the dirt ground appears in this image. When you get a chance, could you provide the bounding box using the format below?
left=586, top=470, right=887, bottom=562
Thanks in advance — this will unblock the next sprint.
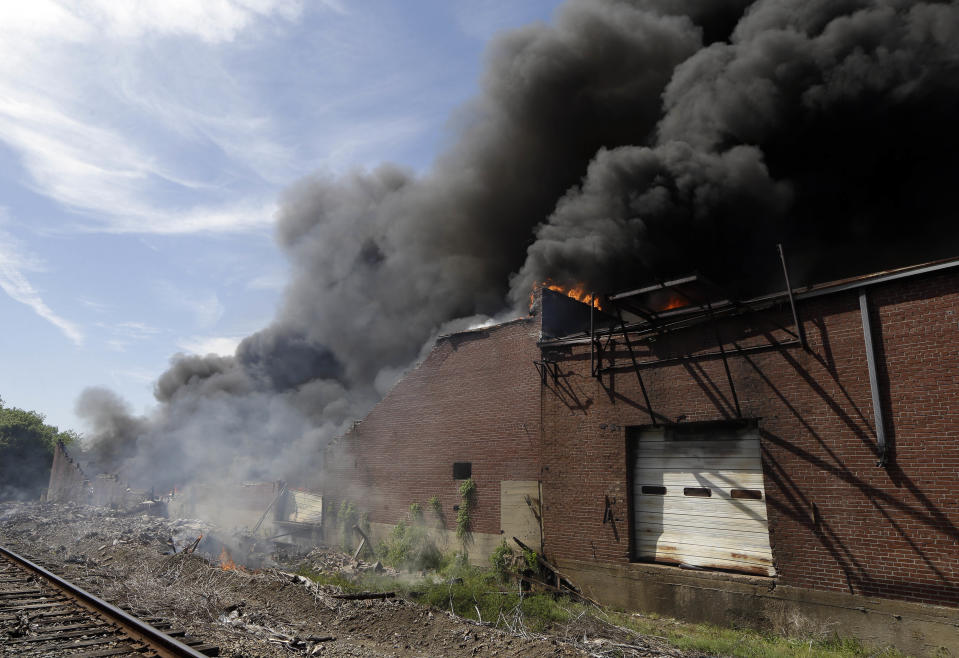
left=0, top=502, right=703, bottom=657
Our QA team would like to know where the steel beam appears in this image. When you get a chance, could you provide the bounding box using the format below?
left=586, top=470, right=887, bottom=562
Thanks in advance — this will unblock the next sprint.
left=859, top=290, right=889, bottom=467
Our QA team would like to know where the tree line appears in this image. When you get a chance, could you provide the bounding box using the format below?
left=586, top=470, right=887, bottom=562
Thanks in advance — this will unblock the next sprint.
left=0, top=397, right=79, bottom=501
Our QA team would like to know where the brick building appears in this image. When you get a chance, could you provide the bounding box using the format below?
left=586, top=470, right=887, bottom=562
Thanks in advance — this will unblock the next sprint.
left=323, top=258, right=959, bottom=655
left=322, top=317, right=545, bottom=557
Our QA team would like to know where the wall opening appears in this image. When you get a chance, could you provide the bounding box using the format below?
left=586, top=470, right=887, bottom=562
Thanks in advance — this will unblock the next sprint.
left=628, top=421, right=775, bottom=576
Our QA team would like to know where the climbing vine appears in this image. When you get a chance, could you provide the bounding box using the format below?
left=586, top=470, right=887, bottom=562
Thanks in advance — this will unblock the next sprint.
left=456, top=478, right=476, bottom=541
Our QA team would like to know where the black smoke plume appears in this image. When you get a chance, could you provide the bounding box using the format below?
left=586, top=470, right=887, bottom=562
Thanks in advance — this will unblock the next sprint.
left=79, top=0, right=959, bottom=490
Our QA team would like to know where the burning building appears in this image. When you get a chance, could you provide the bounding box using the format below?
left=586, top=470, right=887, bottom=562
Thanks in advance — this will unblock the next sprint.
left=321, top=257, right=959, bottom=655
left=43, top=1, right=959, bottom=653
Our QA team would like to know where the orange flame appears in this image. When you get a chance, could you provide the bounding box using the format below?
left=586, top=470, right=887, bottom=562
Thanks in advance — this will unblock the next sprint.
left=219, top=547, right=238, bottom=571
left=660, top=295, right=685, bottom=311
left=532, top=281, right=603, bottom=310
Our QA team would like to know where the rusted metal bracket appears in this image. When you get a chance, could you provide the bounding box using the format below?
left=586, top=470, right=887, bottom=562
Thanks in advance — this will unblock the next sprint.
left=533, top=359, right=560, bottom=385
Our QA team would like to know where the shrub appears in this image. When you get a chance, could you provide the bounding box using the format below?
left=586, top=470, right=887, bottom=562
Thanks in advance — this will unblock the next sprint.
left=379, top=503, right=443, bottom=570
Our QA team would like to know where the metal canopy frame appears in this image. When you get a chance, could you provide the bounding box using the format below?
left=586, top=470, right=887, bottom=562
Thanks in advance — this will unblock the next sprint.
left=584, top=263, right=807, bottom=423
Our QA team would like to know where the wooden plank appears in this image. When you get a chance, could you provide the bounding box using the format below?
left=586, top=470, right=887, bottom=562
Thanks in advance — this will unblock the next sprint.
left=500, top=480, right=541, bottom=551
left=0, top=601, right=69, bottom=612
left=73, top=646, right=150, bottom=658
left=0, top=588, right=43, bottom=597
left=6, top=625, right=113, bottom=644
left=54, top=635, right=130, bottom=649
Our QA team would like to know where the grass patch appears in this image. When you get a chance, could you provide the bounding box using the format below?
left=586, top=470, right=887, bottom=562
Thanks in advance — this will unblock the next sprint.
left=294, top=560, right=903, bottom=658
left=415, top=565, right=568, bottom=631
left=602, top=609, right=906, bottom=658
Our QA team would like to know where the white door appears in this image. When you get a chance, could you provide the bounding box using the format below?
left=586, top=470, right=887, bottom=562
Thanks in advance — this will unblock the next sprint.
left=631, top=424, right=775, bottom=576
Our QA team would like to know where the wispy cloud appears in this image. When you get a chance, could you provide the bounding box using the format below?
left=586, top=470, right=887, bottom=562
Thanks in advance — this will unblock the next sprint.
left=153, top=281, right=224, bottom=329
left=0, top=221, right=83, bottom=345
left=177, top=335, right=242, bottom=357
left=0, top=1, right=299, bottom=235
left=97, top=320, right=162, bottom=352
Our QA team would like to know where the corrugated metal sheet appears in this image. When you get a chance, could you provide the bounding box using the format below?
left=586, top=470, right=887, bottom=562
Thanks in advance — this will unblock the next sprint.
left=631, top=426, right=775, bottom=576
left=285, top=489, right=323, bottom=525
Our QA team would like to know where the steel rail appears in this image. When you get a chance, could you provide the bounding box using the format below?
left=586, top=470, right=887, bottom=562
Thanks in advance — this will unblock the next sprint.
left=0, top=543, right=208, bottom=657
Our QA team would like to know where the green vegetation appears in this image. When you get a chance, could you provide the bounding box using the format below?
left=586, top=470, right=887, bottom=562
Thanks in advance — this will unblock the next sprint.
left=295, top=552, right=905, bottom=658
left=456, top=478, right=475, bottom=541
left=0, top=397, right=79, bottom=501
left=408, top=501, right=422, bottom=522
left=336, top=501, right=358, bottom=552
left=378, top=501, right=447, bottom=571
left=602, top=609, right=906, bottom=658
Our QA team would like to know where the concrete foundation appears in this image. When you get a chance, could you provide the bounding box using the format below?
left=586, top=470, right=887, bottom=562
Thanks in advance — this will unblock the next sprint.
left=558, top=558, right=959, bottom=657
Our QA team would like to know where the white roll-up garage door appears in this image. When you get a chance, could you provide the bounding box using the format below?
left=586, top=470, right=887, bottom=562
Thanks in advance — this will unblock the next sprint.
left=631, top=424, right=775, bottom=576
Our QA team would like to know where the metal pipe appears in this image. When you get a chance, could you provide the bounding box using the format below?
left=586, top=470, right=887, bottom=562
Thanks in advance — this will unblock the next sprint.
left=778, top=243, right=808, bottom=350
left=589, top=294, right=595, bottom=377
left=859, top=290, right=889, bottom=467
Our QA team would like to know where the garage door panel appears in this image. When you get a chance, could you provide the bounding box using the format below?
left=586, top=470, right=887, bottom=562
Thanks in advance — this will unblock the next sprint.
left=635, top=524, right=774, bottom=550
left=631, top=425, right=774, bottom=576
left=636, top=541, right=775, bottom=576
left=634, top=511, right=769, bottom=533
left=634, top=439, right=760, bottom=459
left=635, top=456, right=762, bottom=470
left=633, top=468, right=765, bottom=489
left=634, top=496, right=769, bottom=520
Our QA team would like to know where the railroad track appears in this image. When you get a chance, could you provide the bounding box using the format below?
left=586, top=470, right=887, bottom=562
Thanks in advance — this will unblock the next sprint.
left=0, top=544, right=218, bottom=657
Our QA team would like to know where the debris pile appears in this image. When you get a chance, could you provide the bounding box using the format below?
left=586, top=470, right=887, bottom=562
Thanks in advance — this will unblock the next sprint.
left=295, top=545, right=396, bottom=578
left=4, top=502, right=663, bottom=656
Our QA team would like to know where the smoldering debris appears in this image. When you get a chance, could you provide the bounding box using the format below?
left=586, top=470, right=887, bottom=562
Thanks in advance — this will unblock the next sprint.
left=78, top=0, right=959, bottom=492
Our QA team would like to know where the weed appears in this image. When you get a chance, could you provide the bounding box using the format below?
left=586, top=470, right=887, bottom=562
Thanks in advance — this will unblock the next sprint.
left=336, top=501, right=358, bottom=552
left=378, top=504, right=444, bottom=571
left=297, top=558, right=904, bottom=658
left=409, top=502, right=423, bottom=522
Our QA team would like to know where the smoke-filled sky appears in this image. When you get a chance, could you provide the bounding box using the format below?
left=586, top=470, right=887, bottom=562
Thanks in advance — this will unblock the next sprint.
left=3, top=0, right=957, bottom=488
left=0, top=0, right=564, bottom=433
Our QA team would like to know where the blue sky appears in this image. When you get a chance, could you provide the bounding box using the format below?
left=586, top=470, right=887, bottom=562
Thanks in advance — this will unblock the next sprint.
left=0, top=0, right=563, bottom=433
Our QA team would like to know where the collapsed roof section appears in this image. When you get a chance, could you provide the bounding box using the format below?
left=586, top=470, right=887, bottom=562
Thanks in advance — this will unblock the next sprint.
left=540, top=256, right=959, bottom=346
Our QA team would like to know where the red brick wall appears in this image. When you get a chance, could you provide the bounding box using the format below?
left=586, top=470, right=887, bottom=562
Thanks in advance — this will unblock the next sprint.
left=540, top=270, right=959, bottom=607
left=322, top=318, right=543, bottom=535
